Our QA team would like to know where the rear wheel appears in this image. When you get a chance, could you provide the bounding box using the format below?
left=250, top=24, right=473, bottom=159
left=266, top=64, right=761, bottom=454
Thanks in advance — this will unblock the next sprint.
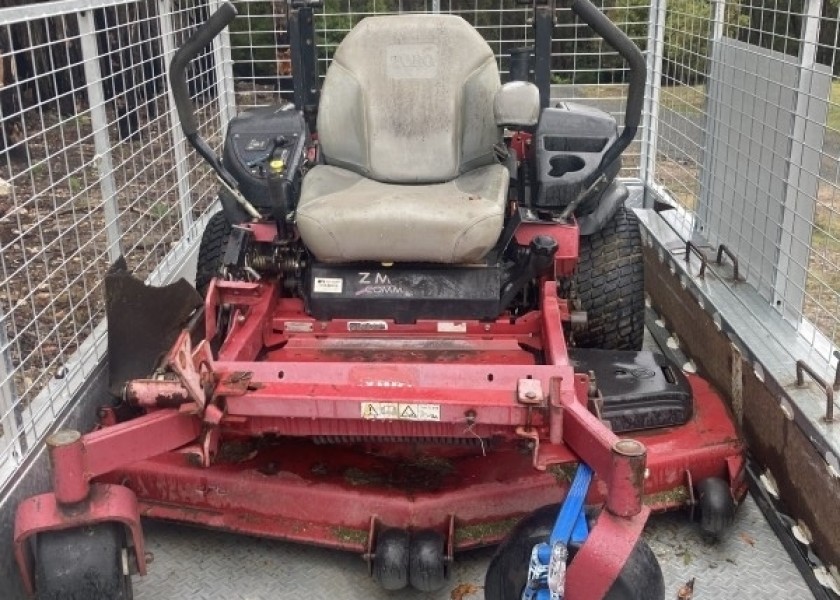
left=484, top=504, right=664, bottom=600
left=34, top=522, right=133, bottom=600
left=563, top=205, right=645, bottom=351
left=195, top=211, right=232, bottom=297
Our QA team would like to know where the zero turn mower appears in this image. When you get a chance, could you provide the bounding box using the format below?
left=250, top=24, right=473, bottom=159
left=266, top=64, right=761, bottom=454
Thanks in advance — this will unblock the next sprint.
left=15, top=1, right=745, bottom=598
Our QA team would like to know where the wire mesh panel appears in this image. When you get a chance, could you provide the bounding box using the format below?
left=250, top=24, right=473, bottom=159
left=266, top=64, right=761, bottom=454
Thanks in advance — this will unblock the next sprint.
left=649, top=0, right=840, bottom=358
left=0, top=0, right=226, bottom=486
left=648, top=0, right=720, bottom=208
left=229, top=0, right=650, bottom=176
left=808, top=0, right=840, bottom=352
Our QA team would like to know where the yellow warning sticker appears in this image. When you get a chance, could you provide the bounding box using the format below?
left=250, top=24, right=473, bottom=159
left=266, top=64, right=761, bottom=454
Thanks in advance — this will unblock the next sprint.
left=360, top=402, right=440, bottom=421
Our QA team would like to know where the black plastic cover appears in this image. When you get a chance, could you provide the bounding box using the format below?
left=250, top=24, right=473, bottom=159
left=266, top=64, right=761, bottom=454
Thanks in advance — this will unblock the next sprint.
left=223, top=106, right=308, bottom=210
left=307, top=264, right=502, bottom=323
left=568, top=348, right=694, bottom=433
left=533, top=103, right=620, bottom=209
left=105, top=258, right=203, bottom=397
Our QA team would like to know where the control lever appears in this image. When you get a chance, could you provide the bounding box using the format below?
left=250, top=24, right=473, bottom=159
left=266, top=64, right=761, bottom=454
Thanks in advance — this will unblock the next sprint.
left=266, top=136, right=293, bottom=238
left=169, top=2, right=261, bottom=220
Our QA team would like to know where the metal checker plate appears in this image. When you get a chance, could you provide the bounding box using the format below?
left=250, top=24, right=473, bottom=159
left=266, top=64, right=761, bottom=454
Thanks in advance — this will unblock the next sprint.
left=132, top=495, right=809, bottom=599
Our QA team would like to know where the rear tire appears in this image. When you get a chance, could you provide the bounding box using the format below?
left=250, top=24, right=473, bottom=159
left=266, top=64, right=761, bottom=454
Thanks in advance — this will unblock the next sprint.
left=484, top=504, right=664, bottom=600
left=563, top=205, right=645, bottom=351
left=34, top=522, right=133, bottom=600
left=195, top=211, right=232, bottom=297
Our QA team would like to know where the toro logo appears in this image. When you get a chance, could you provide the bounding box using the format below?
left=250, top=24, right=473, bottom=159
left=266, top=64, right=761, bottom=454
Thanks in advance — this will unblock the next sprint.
left=356, top=272, right=405, bottom=296
left=386, top=44, right=438, bottom=79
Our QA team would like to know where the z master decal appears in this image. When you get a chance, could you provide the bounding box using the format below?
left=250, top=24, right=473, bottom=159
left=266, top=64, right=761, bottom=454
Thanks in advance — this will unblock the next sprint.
left=355, top=272, right=406, bottom=296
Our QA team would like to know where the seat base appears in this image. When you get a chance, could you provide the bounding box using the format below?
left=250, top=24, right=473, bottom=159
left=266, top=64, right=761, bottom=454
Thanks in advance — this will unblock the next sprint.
left=296, top=164, right=509, bottom=264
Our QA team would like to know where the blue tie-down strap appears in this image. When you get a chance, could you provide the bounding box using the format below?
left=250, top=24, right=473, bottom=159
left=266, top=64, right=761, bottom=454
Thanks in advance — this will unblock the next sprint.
left=522, top=463, right=594, bottom=600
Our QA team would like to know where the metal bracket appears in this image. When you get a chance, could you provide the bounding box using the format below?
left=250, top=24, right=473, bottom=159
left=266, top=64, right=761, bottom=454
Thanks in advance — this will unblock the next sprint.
left=516, top=426, right=543, bottom=470
left=362, top=515, right=378, bottom=576
left=166, top=331, right=215, bottom=410
left=795, top=360, right=835, bottom=423
left=685, top=241, right=709, bottom=278
left=715, top=244, right=740, bottom=281
left=517, top=378, right=545, bottom=405
left=685, top=469, right=696, bottom=522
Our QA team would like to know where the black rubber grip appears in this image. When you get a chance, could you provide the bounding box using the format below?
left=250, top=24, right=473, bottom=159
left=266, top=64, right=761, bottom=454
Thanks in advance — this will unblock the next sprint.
left=169, top=2, right=238, bottom=137
left=569, top=0, right=646, bottom=187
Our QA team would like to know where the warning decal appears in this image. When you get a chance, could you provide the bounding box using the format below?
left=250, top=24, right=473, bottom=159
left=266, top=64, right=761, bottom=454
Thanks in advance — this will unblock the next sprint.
left=400, top=404, right=417, bottom=419
left=360, top=402, right=440, bottom=421
left=313, top=277, right=343, bottom=294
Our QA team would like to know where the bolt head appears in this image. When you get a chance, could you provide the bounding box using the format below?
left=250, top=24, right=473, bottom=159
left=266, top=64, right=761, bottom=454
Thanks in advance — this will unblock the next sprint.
left=613, top=438, right=646, bottom=457
left=47, top=430, right=81, bottom=447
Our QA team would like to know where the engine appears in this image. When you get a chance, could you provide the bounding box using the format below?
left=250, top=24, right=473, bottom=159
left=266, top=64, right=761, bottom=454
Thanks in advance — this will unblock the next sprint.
left=220, top=105, right=309, bottom=226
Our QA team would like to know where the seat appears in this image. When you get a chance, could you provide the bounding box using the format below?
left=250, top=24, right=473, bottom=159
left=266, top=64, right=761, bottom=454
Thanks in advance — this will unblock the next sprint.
left=296, top=14, right=509, bottom=264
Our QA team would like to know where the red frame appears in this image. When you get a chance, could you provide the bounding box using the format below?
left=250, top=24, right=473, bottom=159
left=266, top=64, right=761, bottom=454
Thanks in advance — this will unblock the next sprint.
left=14, top=223, right=746, bottom=598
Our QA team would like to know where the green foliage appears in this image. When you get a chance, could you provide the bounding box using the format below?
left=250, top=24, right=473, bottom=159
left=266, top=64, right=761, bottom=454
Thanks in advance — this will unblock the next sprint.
left=229, top=1, right=279, bottom=80
left=829, top=80, right=840, bottom=132
left=660, top=0, right=749, bottom=84
left=321, top=1, right=400, bottom=53
left=596, top=0, right=651, bottom=81
left=224, top=0, right=756, bottom=86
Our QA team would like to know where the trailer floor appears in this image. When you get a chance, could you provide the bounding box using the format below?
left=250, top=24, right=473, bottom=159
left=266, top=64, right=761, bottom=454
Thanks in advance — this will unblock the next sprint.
left=132, top=494, right=809, bottom=599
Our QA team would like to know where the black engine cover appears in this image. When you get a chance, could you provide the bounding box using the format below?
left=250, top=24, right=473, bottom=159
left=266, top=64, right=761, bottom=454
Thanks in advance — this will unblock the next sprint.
left=568, top=349, right=694, bottom=433
left=307, top=264, right=502, bottom=323
left=222, top=105, right=307, bottom=210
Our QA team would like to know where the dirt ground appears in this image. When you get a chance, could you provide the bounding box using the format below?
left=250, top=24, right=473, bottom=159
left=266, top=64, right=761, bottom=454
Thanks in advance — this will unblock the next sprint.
left=0, top=85, right=238, bottom=411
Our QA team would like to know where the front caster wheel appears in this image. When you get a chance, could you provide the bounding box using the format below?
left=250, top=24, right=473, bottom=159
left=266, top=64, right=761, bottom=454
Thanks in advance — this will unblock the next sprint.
left=34, top=522, right=133, bottom=600
left=373, top=528, right=410, bottom=591
left=696, top=477, right=736, bottom=539
left=409, top=530, right=447, bottom=592
left=484, top=504, right=664, bottom=600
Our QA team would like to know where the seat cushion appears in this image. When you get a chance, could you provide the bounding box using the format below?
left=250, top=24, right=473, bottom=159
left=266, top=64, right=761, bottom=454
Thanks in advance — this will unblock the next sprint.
left=297, top=164, right=509, bottom=263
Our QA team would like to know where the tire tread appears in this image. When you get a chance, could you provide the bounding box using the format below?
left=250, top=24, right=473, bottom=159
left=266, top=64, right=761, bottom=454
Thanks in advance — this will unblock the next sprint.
left=563, top=205, right=645, bottom=351
left=195, top=211, right=232, bottom=297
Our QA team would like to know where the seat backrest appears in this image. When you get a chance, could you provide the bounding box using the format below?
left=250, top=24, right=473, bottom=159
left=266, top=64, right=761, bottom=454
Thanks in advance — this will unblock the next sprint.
left=317, top=15, right=501, bottom=184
